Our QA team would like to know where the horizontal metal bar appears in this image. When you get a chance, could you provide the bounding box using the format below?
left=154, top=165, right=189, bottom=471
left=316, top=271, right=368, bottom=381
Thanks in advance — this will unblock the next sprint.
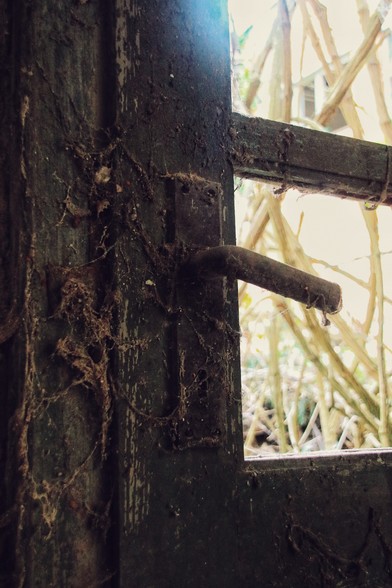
left=229, top=113, right=392, bottom=206
left=183, top=246, right=342, bottom=315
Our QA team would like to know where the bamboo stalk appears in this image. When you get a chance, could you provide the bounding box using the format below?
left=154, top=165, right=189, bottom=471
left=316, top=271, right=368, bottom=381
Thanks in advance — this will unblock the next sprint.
left=280, top=0, right=293, bottom=122
left=356, top=0, right=392, bottom=144
left=350, top=271, right=376, bottom=377
left=362, top=271, right=377, bottom=334
left=302, top=2, right=389, bottom=420
left=238, top=185, right=272, bottom=303
left=269, top=315, right=288, bottom=452
left=298, top=402, right=320, bottom=447
left=275, top=298, right=379, bottom=432
left=268, top=31, right=285, bottom=121
left=307, top=0, right=340, bottom=68
left=290, top=117, right=326, bottom=130
left=266, top=192, right=379, bottom=417
left=244, top=1, right=297, bottom=112
left=236, top=1, right=391, bottom=451
left=309, top=256, right=386, bottom=297
left=309, top=257, right=370, bottom=288
left=244, top=21, right=276, bottom=111
left=240, top=195, right=270, bottom=252
left=336, top=416, right=357, bottom=450
left=316, top=371, right=335, bottom=449
left=316, top=2, right=391, bottom=126
left=298, top=0, right=334, bottom=81
left=362, top=210, right=391, bottom=446
left=286, top=359, right=306, bottom=452
left=266, top=190, right=379, bottom=378
left=244, top=378, right=269, bottom=455
left=306, top=0, right=365, bottom=136
left=304, top=307, right=379, bottom=415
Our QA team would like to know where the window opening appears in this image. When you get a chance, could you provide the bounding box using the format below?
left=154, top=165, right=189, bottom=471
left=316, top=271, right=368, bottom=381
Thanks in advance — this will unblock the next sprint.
left=321, top=76, right=347, bottom=132
left=298, top=74, right=348, bottom=132
left=229, top=0, right=392, bottom=457
left=301, top=80, right=315, bottom=119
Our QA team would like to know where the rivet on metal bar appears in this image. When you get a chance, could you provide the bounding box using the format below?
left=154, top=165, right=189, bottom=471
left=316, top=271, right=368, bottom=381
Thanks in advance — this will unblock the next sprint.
left=182, top=245, right=342, bottom=315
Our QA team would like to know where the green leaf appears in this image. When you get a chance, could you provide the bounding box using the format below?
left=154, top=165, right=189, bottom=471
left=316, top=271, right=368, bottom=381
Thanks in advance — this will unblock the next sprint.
left=238, top=25, right=253, bottom=50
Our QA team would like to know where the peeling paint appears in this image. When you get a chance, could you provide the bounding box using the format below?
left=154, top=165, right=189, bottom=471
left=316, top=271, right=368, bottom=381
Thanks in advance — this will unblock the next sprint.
left=123, top=405, right=150, bottom=532
left=20, top=95, right=29, bottom=128
left=116, top=0, right=132, bottom=112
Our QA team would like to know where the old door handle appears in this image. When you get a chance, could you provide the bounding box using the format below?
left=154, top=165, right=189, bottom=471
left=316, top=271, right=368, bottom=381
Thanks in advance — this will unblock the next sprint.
left=171, top=175, right=342, bottom=450
left=182, top=245, right=342, bottom=315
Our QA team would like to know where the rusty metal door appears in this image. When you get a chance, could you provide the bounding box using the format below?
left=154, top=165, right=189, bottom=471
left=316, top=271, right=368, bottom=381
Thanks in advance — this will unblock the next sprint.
left=1, top=1, right=392, bottom=587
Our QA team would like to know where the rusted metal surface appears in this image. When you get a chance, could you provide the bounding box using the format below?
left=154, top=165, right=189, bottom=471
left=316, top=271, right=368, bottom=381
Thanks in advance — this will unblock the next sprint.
left=113, top=2, right=392, bottom=586
left=238, top=450, right=392, bottom=587
left=230, top=112, right=392, bottom=206
left=173, top=176, right=229, bottom=448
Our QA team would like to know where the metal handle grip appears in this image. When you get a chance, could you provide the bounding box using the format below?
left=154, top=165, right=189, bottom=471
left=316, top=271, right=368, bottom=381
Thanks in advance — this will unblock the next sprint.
left=183, top=245, right=342, bottom=315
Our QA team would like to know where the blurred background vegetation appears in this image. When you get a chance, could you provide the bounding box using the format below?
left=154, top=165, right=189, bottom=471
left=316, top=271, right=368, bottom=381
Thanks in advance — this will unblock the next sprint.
left=229, top=0, right=392, bottom=456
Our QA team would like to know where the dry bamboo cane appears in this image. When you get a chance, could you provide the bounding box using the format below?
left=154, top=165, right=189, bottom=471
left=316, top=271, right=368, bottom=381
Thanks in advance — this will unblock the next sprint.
left=244, top=1, right=296, bottom=111
left=298, top=0, right=333, bottom=79
left=356, top=0, right=392, bottom=144
left=244, top=379, right=269, bottom=456
left=269, top=315, right=288, bottom=452
left=266, top=191, right=379, bottom=415
left=316, top=371, right=336, bottom=449
left=305, top=0, right=365, bottom=135
left=280, top=0, right=293, bottom=123
left=237, top=0, right=390, bottom=449
left=275, top=298, right=379, bottom=432
left=286, top=359, right=306, bottom=452
left=316, top=1, right=392, bottom=126
left=238, top=187, right=271, bottom=304
left=244, top=30, right=274, bottom=112
left=306, top=0, right=390, bottom=428
left=269, top=28, right=285, bottom=122
left=363, top=211, right=391, bottom=446
left=266, top=189, right=379, bottom=375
